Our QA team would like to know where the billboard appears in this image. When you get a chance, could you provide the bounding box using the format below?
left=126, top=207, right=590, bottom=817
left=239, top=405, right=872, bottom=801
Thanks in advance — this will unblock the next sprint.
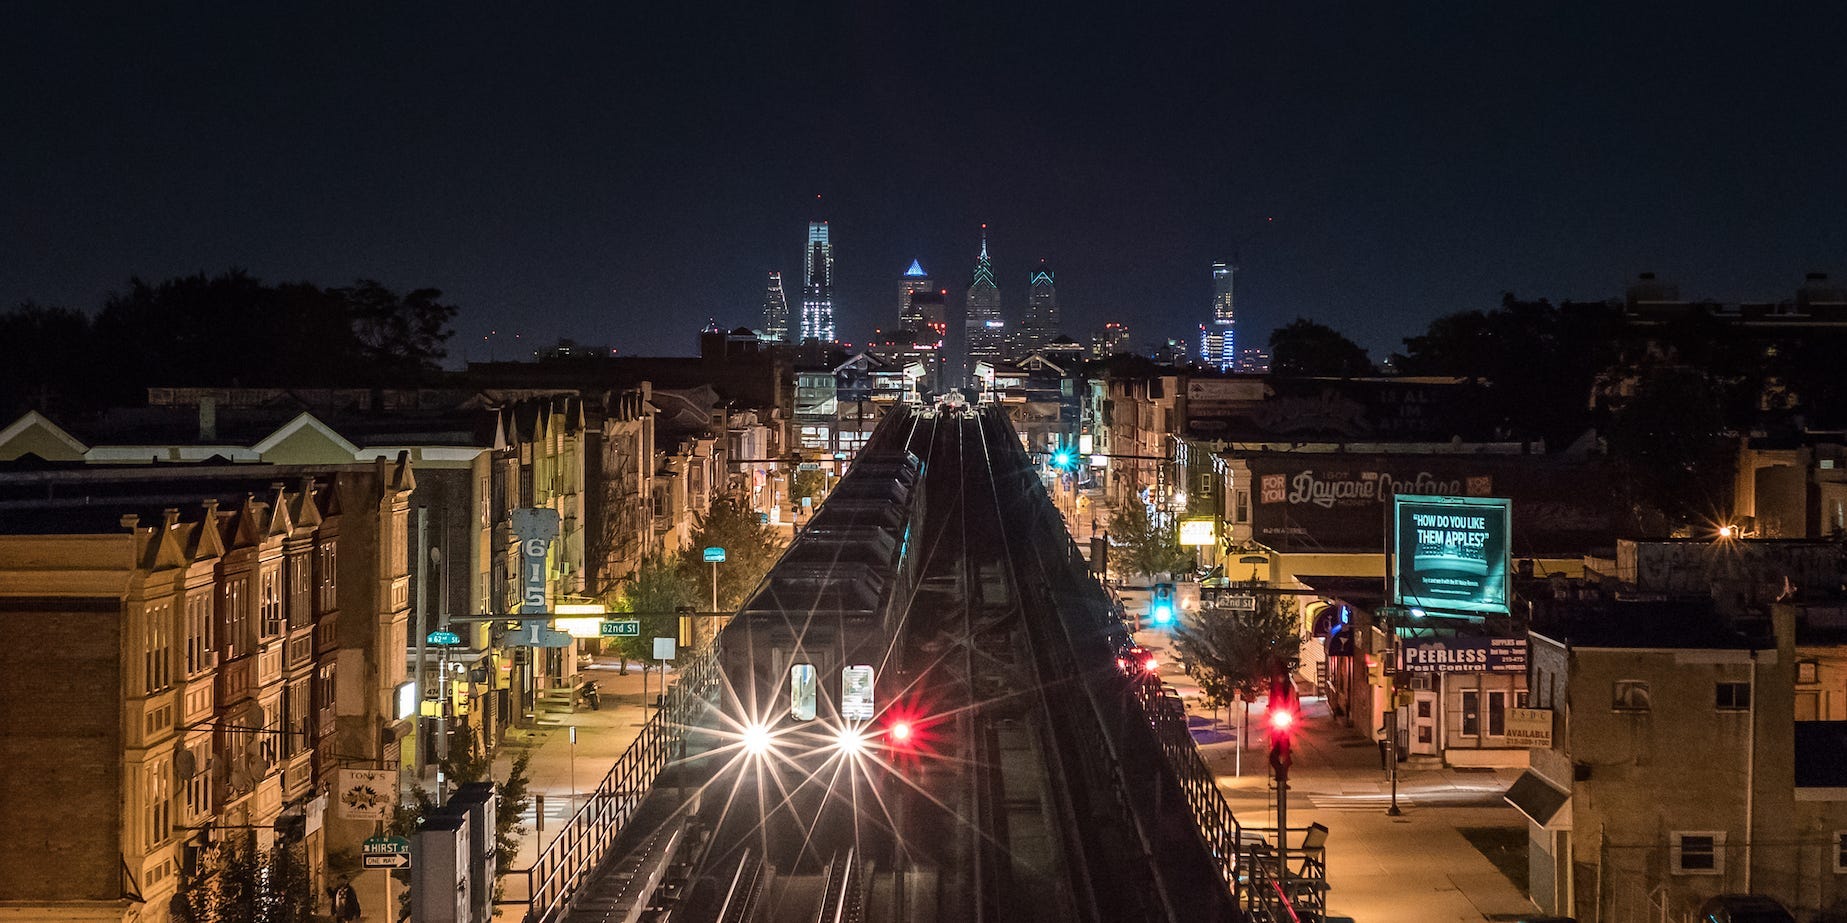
left=1244, top=454, right=1620, bottom=554
left=1392, top=494, right=1511, bottom=616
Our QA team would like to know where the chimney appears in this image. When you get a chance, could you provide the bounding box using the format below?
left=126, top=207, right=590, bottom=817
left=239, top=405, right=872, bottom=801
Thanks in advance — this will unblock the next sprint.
left=198, top=396, right=217, bottom=441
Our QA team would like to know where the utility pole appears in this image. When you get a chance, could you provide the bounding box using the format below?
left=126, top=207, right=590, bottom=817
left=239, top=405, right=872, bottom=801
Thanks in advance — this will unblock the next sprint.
left=412, top=507, right=428, bottom=789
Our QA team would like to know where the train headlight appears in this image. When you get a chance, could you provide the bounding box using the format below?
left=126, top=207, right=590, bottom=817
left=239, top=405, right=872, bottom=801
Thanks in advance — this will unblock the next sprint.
left=742, top=723, right=774, bottom=756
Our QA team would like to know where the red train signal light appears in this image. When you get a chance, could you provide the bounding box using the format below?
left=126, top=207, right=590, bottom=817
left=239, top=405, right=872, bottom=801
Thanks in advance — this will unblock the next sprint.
left=1268, top=678, right=1298, bottom=775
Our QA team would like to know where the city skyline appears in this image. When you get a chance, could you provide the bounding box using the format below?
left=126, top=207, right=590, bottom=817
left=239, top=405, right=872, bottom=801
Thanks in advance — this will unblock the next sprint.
left=6, top=6, right=1845, bottom=362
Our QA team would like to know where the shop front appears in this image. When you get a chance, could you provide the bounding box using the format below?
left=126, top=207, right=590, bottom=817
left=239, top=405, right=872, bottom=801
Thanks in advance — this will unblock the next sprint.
left=1400, top=634, right=1530, bottom=767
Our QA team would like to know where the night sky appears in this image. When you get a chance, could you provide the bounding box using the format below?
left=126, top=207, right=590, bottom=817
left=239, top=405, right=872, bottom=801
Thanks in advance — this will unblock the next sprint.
left=5, top=4, right=1845, bottom=362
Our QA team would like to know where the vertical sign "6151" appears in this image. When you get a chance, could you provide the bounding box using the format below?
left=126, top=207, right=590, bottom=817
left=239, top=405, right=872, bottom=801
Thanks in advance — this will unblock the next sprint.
left=510, top=508, right=561, bottom=615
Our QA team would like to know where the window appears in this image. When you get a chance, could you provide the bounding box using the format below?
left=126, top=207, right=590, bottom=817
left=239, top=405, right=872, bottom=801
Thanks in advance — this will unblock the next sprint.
left=146, top=759, right=171, bottom=849
left=185, top=593, right=213, bottom=675
left=284, top=680, right=310, bottom=758
left=287, top=555, right=311, bottom=629
left=1670, top=831, right=1724, bottom=875
left=144, top=603, right=172, bottom=694
left=317, top=543, right=339, bottom=613
left=1798, top=660, right=1820, bottom=685
left=259, top=567, right=283, bottom=638
left=221, top=577, right=247, bottom=659
left=841, top=665, right=875, bottom=721
left=789, top=664, right=817, bottom=722
left=1613, top=680, right=1651, bottom=711
left=1716, top=681, right=1751, bottom=711
left=1835, top=831, right=1847, bottom=874
left=184, top=746, right=211, bottom=818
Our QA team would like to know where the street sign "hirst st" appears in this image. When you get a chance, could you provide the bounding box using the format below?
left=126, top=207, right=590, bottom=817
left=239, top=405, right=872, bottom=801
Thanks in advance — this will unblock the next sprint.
left=362, top=835, right=411, bottom=869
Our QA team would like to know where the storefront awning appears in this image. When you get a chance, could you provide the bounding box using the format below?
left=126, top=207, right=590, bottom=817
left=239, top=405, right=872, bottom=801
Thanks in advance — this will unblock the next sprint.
left=1294, top=574, right=1386, bottom=609
left=1504, top=769, right=1570, bottom=827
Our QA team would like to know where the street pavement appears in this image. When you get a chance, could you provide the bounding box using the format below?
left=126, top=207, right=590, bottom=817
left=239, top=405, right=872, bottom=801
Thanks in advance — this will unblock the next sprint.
left=1141, top=631, right=1540, bottom=923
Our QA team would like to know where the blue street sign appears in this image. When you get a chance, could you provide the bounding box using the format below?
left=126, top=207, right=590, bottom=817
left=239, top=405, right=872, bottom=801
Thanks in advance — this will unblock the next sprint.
left=703, top=546, right=726, bottom=563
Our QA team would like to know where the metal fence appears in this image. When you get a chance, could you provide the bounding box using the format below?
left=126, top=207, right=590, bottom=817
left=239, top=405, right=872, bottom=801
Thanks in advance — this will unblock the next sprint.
left=508, top=643, right=722, bottom=923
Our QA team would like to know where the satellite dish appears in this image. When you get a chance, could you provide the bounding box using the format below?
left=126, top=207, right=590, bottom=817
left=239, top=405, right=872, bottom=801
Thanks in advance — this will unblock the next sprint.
left=173, top=747, right=196, bottom=782
left=228, top=756, right=253, bottom=792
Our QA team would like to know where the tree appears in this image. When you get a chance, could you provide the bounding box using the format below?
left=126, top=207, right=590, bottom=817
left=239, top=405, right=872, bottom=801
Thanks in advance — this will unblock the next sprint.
left=0, top=302, right=97, bottom=417
left=1393, top=294, right=1622, bottom=443
left=173, top=831, right=312, bottom=923
left=1172, top=594, right=1303, bottom=738
left=790, top=469, right=825, bottom=503
left=388, top=747, right=533, bottom=907
left=1107, top=496, right=1194, bottom=579
left=334, top=280, right=459, bottom=376
left=681, top=495, right=786, bottom=611
left=1269, top=318, right=1373, bottom=377
left=1603, top=366, right=1735, bottom=530
left=609, top=553, right=700, bottom=671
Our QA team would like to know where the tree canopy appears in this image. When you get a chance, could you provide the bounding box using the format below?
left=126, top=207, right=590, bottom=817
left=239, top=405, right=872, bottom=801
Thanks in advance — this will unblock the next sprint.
left=681, top=495, right=785, bottom=610
left=1172, top=594, right=1303, bottom=710
left=1269, top=317, right=1373, bottom=377
left=608, top=553, right=701, bottom=668
left=0, top=270, right=458, bottom=416
left=1107, top=496, right=1194, bottom=579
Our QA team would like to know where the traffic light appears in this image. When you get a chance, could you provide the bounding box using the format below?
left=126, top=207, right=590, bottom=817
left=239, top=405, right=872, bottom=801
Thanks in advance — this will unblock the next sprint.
left=1052, top=449, right=1074, bottom=469
left=1268, top=676, right=1298, bottom=775
left=1150, top=583, right=1176, bottom=626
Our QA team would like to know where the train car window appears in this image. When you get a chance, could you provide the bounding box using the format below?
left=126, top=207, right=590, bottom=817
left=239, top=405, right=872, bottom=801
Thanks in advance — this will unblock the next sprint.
left=842, top=665, right=875, bottom=721
left=790, top=664, right=817, bottom=721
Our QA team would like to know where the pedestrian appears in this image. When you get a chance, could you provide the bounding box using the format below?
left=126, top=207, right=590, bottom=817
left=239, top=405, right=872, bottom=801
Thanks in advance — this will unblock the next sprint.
left=329, top=879, right=361, bottom=922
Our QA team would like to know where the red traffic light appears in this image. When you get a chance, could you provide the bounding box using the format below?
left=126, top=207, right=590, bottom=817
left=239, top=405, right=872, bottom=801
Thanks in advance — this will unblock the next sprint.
left=1269, top=707, right=1296, bottom=732
left=889, top=721, right=913, bottom=743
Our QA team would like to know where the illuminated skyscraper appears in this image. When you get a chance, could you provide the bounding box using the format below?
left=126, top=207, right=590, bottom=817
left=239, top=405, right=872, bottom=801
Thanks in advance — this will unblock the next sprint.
left=898, top=259, right=932, bottom=331
left=965, top=225, right=1004, bottom=368
left=762, top=271, right=790, bottom=343
left=1201, top=261, right=1235, bottom=370
left=1091, top=321, right=1130, bottom=358
left=801, top=221, right=836, bottom=342
left=1014, top=258, right=1057, bottom=356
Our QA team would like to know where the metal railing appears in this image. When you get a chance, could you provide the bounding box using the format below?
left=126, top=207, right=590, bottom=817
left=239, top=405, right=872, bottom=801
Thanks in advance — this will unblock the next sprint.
left=509, top=642, right=722, bottom=923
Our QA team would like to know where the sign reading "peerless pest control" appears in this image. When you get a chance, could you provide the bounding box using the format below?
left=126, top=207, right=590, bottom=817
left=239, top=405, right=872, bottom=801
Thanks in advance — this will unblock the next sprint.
left=1401, top=636, right=1527, bottom=673
left=1392, top=494, right=1511, bottom=617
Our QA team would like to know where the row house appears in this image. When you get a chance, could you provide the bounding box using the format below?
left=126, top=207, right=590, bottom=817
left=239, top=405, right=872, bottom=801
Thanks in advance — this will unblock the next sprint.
left=1517, top=596, right=1847, bottom=921
left=0, top=459, right=412, bottom=923
left=0, top=389, right=603, bottom=783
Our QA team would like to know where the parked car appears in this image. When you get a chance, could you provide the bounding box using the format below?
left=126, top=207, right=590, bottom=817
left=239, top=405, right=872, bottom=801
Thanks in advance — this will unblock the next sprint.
left=1695, top=894, right=1795, bottom=923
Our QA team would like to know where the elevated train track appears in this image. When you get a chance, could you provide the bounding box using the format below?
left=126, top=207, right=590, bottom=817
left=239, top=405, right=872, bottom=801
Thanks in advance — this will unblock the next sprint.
left=526, top=404, right=1312, bottom=923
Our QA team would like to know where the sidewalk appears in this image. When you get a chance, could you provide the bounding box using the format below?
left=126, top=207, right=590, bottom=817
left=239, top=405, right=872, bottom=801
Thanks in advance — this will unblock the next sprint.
left=497, top=656, right=678, bottom=870
left=1140, top=632, right=1538, bottom=923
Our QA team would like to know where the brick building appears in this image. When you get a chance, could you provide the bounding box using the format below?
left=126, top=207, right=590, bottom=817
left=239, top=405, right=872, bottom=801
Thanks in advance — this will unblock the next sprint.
left=0, top=458, right=413, bottom=922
